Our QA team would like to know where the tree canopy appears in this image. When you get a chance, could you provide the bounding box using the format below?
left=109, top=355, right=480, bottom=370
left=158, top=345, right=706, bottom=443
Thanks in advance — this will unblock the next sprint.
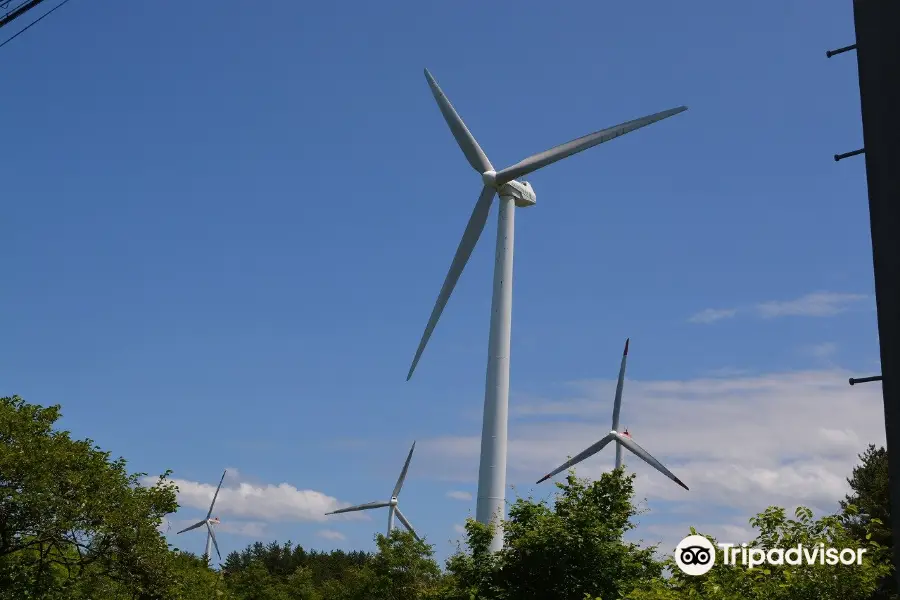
left=1, top=394, right=895, bottom=599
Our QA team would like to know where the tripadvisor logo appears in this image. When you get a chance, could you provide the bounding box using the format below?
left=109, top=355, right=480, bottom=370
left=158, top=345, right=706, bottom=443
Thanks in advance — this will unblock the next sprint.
left=674, top=534, right=868, bottom=576
left=675, top=535, right=717, bottom=575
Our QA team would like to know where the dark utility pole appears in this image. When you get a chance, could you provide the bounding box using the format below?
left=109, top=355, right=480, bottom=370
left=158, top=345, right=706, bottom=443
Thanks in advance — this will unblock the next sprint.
left=846, top=0, right=900, bottom=588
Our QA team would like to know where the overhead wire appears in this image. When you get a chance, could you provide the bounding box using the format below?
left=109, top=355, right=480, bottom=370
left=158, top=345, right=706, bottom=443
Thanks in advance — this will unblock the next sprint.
left=0, top=0, right=74, bottom=51
left=1, top=0, right=48, bottom=29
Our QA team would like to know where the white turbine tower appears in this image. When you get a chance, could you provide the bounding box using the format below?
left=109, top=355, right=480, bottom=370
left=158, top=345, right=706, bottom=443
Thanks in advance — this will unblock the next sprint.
left=407, top=68, right=688, bottom=551
left=325, top=442, right=421, bottom=541
left=536, top=340, right=688, bottom=491
left=176, top=469, right=226, bottom=565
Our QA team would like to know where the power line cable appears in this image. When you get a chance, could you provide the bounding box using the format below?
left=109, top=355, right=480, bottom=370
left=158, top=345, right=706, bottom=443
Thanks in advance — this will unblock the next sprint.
left=0, top=0, right=74, bottom=51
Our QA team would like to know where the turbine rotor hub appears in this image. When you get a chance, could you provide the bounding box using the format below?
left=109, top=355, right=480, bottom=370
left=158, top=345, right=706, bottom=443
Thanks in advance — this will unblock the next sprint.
left=481, top=170, right=498, bottom=188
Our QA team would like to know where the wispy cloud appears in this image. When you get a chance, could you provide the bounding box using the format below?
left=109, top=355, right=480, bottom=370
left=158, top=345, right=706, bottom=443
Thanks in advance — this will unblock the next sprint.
left=453, top=524, right=467, bottom=534
left=687, top=308, right=737, bottom=324
left=317, top=529, right=347, bottom=541
left=689, top=291, right=868, bottom=324
left=703, top=367, right=752, bottom=378
left=144, top=473, right=366, bottom=524
left=165, top=518, right=268, bottom=537
left=447, top=490, right=472, bottom=501
left=803, top=342, right=838, bottom=359
left=755, top=292, right=867, bottom=318
left=418, top=368, right=885, bottom=555
left=219, top=521, right=268, bottom=537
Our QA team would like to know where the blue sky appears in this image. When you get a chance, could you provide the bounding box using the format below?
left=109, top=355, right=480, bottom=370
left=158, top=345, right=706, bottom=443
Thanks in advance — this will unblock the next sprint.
left=1, top=0, right=885, bottom=564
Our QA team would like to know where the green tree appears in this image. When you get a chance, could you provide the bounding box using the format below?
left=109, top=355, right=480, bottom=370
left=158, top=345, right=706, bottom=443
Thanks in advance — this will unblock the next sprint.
left=0, top=395, right=180, bottom=598
left=840, top=444, right=894, bottom=599
left=445, top=469, right=664, bottom=600
left=629, top=506, right=890, bottom=600
left=364, top=529, right=444, bottom=600
left=171, top=551, right=233, bottom=600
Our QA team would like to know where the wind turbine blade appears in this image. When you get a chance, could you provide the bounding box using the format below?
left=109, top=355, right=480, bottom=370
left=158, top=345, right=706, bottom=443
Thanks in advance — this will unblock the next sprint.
left=536, top=432, right=617, bottom=484
left=611, top=338, right=629, bottom=431
left=176, top=520, right=207, bottom=534
left=325, top=501, right=391, bottom=515
left=393, top=507, right=421, bottom=542
left=407, top=185, right=496, bottom=380
left=392, top=441, right=416, bottom=498
left=206, top=470, right=227, bottom=519
left=424, top=68, right=493, bottom=174
left=206, top=522, right=222, bottom=560
left=495, top=106, right=688, bottom=185
left=617, top=434, right=689, bottom=491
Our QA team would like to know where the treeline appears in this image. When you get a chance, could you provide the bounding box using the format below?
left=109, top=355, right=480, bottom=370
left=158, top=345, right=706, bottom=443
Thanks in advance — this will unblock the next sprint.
left=0, top=394, right=895, bottom=599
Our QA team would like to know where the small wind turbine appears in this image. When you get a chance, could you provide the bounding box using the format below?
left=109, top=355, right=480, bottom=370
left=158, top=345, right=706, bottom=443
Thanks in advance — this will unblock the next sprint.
left=407, top=68, right=687, bottom=551
left=536, top=340, right=688, bottom=491
left=176, top=469, right=226, bottom=565
left=325, top=442, right=421, bottom=541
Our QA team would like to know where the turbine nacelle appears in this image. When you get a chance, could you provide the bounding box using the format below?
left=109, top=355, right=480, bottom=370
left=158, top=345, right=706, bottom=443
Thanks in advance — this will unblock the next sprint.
left=500, top=180, right=536, bottom=208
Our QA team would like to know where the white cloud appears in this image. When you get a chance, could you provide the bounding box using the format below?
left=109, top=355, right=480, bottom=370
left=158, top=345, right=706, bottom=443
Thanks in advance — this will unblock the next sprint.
left=165, top=518, right=268, bottom=538
left=703, top=367, right=752, bottom=378
left=317, top=529, right=347, bottom=541
left=447, top=490, right=472, bottom=501
left=755, top=292, right=868, bottom=318
left=218, top=521, right=268, bottom=537
left=688, top=291, right=869, bottom=324
left=803, top=342, right=838, bottom=359
left=687, top=308, right=737, bottom=324
left=145, top=473, right=366, bottom=524
left=419, top=368, right=885, bottom=551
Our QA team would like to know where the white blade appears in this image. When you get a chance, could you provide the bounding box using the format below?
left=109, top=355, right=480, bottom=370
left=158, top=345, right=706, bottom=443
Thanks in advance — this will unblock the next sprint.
left=407, top=185, right=496, bottom=380
left=326, top=501, right=391, bottom=515
left=424, top=68, right=493, bottom=174
left=392, top=441, right=416, bottom=498
left=611, top=338, right=629, bottom=431
left=176, top=519, right=207, bottom=535
left=206, top=522, right=222, bottom=560
left=393, top=507, right=421, bottom=541
left=495, top=106, right=688, bottom=185
left=206, top=470, right=226, bottom=519
left=536, top=432, right=617, bottom=484
left=617, top=434, right=689, bottom=491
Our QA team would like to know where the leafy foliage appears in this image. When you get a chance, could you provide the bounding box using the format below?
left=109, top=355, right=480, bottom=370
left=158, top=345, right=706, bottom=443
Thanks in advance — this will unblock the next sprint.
left=0, top=395, right=179, bottom=599
left=629, top=506, right=891, bottom=600
left=3, top=393, right=898, bottom=599
left=840, top=444, right=895, bottom=599
left=445, top=469, right=664, bottom=599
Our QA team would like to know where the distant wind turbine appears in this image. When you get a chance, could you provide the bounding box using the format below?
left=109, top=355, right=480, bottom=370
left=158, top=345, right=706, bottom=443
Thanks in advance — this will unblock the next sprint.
left=406, top=68, right=687, bottom=551
left=536, top=340, right=688, bottom=491
left=176, top=469, right=226, bottom=565
left=325, top=442, right=421, bottom=541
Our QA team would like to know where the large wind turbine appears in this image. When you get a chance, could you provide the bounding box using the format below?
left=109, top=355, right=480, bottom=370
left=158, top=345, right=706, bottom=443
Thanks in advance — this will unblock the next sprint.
left=325, top=442, right=422, bottom=541
left=406, top=68, right=687, bottom=551
left=176, top=469, right=226, bottom=565
left=536, top=340, right=688, bottom=491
